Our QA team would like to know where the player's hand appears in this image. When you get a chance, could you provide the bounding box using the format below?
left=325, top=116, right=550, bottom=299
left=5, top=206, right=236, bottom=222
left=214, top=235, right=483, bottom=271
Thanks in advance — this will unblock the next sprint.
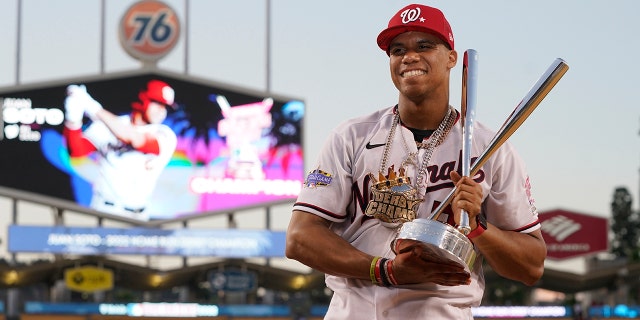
left=390, top=239, right=471, bottom=286
left=67, top=84, right=104, bottom=119
left=450, top=171, right=483, bottom=228
left=81, top=88, right=103, bottom=120
left=64, top=85, right=86, bottom=129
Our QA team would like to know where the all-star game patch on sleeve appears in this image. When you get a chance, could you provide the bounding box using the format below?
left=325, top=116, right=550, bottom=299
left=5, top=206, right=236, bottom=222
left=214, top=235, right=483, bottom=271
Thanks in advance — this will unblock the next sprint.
left=293, top=108, right=395, bottom=224
left=303, top=168, right=333, bottom=188
left=293, top=124, right=355, bottom=222
left=293, top=167, right=347, bottom=221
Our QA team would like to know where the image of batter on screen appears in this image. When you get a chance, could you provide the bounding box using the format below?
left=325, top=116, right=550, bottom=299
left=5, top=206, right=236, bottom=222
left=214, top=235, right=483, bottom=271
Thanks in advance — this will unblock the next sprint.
left=62, top=80, right=178, bottom=221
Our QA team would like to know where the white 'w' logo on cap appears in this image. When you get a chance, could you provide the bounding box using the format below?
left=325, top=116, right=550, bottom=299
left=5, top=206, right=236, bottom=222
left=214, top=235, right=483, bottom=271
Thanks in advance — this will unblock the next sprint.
left=400, top=7, right=421, bottom=24
left=541, top=215, right=581, bottom=242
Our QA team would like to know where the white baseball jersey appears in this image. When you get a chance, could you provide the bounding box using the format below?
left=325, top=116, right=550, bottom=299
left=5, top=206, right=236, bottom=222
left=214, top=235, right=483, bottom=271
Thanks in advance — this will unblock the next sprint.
left=83, top=115, right=177, bottom=220
left=293, top=106, right=540, bottom=319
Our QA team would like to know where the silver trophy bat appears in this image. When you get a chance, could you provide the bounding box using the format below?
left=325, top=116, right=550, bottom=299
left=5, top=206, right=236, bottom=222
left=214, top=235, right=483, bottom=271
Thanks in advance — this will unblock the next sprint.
left=458, top=49, right=479, bottom=235
left=393, top=55, right=570, bottom=272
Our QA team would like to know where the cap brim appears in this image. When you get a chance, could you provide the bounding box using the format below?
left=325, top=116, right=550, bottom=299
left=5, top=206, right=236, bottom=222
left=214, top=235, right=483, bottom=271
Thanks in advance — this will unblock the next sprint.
left=377, top=25, right=451, bottom=53
left=150, top=99, right=178, bottom=110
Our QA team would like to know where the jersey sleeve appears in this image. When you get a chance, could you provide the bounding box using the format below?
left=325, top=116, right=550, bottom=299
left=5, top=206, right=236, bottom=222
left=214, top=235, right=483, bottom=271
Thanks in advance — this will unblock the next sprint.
left=82, top=119, right=119, bottom=151
left=63, top=127, right=97, bottom=157
left=136, top=135, right=161, bottom=155
left=135, top=125, right=177, bottom=156
left=293, top=125, right=356, bottom=223
left=482, top=142, right=540, bottom=233
left=153, top=125, right=178, bottom=163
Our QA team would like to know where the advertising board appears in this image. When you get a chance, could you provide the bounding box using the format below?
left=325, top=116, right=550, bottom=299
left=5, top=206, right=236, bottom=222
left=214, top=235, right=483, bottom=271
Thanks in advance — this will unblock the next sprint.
left=64, top=266, right=114, bottom=293
left=9, top=224, right=286, bottom=257
left=539, top=209, right=609, bottom=259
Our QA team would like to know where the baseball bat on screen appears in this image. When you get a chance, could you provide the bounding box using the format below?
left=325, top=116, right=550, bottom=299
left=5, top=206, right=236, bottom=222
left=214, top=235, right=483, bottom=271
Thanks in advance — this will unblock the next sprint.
left=458, top=49, right=479, bottom=235
left=429, top=58, right=569, bottom=221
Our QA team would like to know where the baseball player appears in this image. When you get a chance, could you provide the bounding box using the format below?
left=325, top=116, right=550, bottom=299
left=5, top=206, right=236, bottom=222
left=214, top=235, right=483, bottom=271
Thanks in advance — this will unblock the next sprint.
left=286, top=4, right=546, bottom=319
left=63, top=80, right=178, bottom=221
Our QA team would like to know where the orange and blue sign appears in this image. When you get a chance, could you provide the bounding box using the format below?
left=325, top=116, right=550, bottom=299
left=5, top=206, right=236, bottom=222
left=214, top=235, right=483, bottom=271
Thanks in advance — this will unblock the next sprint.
left=119, top=0, right=181, bottom=62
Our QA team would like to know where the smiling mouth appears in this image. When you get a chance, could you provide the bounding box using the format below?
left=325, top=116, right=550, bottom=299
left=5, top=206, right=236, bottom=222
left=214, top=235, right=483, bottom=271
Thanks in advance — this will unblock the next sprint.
left=402, top=70, right=426, bottom=78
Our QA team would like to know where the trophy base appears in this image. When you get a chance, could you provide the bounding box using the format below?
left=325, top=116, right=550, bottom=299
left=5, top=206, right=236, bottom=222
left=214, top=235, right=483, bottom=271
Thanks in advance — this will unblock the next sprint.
left=395, top=218, right=477, bottom=273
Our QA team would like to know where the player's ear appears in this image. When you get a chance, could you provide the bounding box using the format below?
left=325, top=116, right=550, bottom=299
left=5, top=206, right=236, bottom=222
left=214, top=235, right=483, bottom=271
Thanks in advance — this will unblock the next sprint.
left=448, top=49, right=458, bottom=69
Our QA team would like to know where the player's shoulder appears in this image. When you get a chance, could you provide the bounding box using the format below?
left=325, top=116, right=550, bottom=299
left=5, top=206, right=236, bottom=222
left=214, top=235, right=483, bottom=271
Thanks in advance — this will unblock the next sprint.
left=472, top=121, right=498, bottom=141
left=473, top=120, right=523, bottom=160
left=151, top=123, right=178, bottom=141
left=333, top=106, right=394, bottom=134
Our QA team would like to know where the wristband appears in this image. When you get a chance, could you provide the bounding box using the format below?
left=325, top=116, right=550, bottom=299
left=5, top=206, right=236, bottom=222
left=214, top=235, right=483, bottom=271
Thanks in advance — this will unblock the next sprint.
left=467, top=215, right=487, bottom=240
left=374, top=258, right=384, bottom=286
left=466, top=225, right=485, bottom=240
left=370, top=256, right=381, bottom=285
left=385, top=259, right=399, bottom=286
left=376, top=258, right=391, bottom=287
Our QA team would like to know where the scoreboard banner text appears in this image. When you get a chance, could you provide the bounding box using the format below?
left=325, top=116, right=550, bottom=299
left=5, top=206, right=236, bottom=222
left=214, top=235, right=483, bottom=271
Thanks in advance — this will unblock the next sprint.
left=8, top=225, right=286, bottom=257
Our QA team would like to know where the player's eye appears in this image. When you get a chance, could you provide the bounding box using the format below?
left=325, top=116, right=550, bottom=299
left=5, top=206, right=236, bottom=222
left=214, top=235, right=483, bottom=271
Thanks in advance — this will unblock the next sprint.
left=417, top=40, right=438, bottom=51
left=389, top=47, right=406, bottom=56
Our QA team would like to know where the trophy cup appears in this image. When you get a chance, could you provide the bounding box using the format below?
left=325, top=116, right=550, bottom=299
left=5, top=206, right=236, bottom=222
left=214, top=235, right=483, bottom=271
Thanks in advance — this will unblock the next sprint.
left=392, top=51, right=570, bottom=273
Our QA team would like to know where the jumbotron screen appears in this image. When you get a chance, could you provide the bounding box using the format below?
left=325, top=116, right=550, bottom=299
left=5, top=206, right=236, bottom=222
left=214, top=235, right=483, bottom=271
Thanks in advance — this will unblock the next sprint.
left=0, top=71, right=304, bottom=222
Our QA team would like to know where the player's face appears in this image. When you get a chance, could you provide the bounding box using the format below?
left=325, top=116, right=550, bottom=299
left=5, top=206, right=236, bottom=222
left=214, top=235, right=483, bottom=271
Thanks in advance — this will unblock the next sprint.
left=388, top=32, right=457, bottom=101
left=145, top=101, right=168, bottom=124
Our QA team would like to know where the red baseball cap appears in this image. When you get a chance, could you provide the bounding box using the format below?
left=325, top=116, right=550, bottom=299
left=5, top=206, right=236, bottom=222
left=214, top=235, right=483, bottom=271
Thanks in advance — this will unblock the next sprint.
left=377, top=4, right=454, bottom=53
left=140, top=80, right=177, bottom=109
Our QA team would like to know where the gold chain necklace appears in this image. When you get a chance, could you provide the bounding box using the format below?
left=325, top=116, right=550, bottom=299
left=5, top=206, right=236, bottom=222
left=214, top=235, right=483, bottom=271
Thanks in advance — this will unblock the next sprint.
left=365, top=106, right=456, bottom=226
left=380, top=106, right=456, bottom=194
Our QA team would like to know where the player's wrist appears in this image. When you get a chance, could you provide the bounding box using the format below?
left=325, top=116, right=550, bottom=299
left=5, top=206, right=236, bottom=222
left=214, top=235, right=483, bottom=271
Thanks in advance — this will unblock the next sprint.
left=65, top=120, right=82, bottom=130
left=385, top=259, right=398, bottom=286
left=84, top=99, right=103, bottom=119
left=369, top=256, right=381, bottom=284
left=467, top=214, right=487, bottom=241
left=370, top=256, right=398, bottom=287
